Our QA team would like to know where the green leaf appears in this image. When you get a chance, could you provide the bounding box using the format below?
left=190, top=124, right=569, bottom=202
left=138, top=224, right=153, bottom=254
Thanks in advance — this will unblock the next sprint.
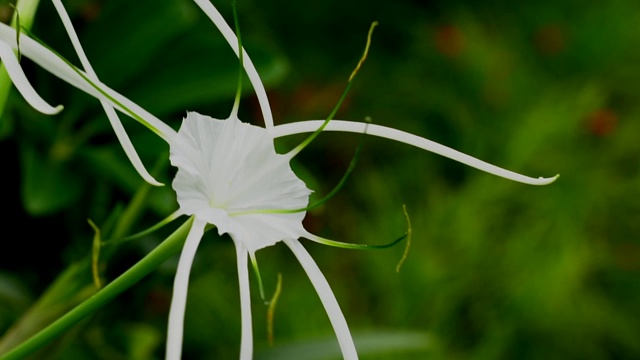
left=20, top=142, right=83, bottom=216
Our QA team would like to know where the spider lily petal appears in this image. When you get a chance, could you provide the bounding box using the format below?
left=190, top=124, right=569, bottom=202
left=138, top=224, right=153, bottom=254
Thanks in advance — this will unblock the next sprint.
left=235, top=242, right=253, bottom=360
left=0, top=23, right=177, bottom=143
left=0, top=40, right=62, bottom=115
left=50, top=0, right=163, bottom=186
left=285, top=239, right=359, bottom=360
left=270, top=120, right=558, bottom=186
left=166, top=217, right=206, bottom=360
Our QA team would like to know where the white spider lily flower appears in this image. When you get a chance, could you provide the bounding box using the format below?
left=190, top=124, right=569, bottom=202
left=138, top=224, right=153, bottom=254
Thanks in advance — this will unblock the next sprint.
left=0, top=16, right=359, bottom=359
left=0, top=1, right=558, bottom=359
left=166, top=112, right=362, bottom=360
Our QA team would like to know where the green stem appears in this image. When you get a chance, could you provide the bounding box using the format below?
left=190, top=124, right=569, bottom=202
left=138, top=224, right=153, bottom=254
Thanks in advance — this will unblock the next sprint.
left=0, top=0, right=41, bottom=119
left=0, top=218, right=193, bottom=360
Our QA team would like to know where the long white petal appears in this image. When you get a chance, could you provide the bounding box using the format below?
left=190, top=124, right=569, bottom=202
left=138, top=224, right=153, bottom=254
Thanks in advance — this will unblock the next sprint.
left=0, top=23, right=177, bottom=143
left=271, top=120, right=559, bottom=186
left=284, top=239, right=358, bottom=360
left=166, top=217, right=207, bottom=360
left=192, top=0, right=274, bottom=129
left=51, top=0, right=163, bottom=186
left=234, top=242, right=253, bottom=360
left=0, top=41, right=62, bottom=115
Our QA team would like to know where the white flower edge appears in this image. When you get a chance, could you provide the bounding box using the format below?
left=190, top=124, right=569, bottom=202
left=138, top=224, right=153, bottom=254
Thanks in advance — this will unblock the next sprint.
left=270, top=120, right=559, bottom=186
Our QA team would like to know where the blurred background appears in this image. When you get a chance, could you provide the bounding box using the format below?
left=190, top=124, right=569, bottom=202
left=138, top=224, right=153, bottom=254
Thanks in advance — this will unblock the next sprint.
left=1, top=0, right=639, bottom=358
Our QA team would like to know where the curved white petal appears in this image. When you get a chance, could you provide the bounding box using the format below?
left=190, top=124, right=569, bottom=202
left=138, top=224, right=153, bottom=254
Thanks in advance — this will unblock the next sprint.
left=234, top=242, right=253, bottom=360
left=51, top=0, right=96, bottom=77
left=192, top=0, right=274, bottom=129
left=51, top=0, right=162, bottom=186
left=271, top=120, right=559, bottom=186
left=0, top=23, right=177, bottom=143
left=103, top=105, right=164, bottom=185
left=284, top=239, right=358, bottom=360
left=166, top=217, right=206, bottom=360
left=0, top=41, right=62, bottom=115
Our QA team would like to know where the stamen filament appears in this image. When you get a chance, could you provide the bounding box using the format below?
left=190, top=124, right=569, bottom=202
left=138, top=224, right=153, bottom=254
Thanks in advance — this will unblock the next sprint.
left=101, top=210, right=182, bottom=246
left=395, top=204, right=412, bottom=272
left=193, top=0, right=274, bottom=128
left=88, top=219, right=102, bottom=289
left=285, top=21, right=378, bottom=160
left=10, top=4, right=21, bottom=62
left=230, top=0, right=243, bottom=118
left=267, top=273, right=282, bottom=346
left=249, top=252, right=266, bottom=301
left=349, top=21, right=377, bottom=82
left=304, top=231, right=406, bottom=250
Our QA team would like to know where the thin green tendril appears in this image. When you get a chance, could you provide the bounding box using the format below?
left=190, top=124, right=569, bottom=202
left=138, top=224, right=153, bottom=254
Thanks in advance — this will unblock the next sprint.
left=396, top=204, right=412, bottom=272
left=230, top=0, right=243, bottom=117
left=87, top=219, right=102, bottom=289
left=310, top=232, right=406, bottom=250
left=101, top=211, right=182, bottom=246
left=349, top=21, right=377, bottom=82
left=9, top=4, right=21, bottom=62
left=286, top=21, right=378, bottom=159
left=267, top=273, right=282, bottom=346
left=250, top=253, right=266, bottom=301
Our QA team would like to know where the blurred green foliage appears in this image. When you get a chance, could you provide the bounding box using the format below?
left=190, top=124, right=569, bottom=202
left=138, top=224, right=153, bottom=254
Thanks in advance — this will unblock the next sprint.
left=1, top=0, right=640, bottom=359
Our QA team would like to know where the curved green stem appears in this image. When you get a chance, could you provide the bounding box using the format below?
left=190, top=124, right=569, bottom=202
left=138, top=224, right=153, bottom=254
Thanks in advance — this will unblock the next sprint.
left=0, top=218, right=193, bottom=360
